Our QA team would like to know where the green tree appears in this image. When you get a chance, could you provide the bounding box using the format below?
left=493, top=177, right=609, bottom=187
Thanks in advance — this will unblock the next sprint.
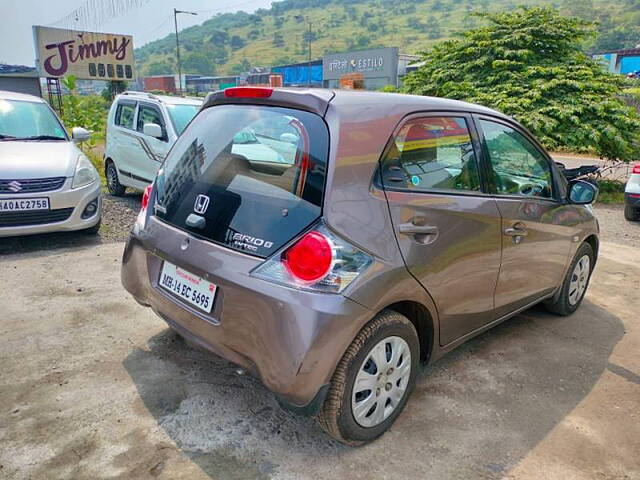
left=147, top=60, right=172, bottom=75
left=403, top=7, right=640, bottom=161
left=182, top=52, right=216, bottom=75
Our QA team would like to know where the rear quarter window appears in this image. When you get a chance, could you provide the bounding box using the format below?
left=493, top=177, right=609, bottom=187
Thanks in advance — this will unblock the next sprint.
left=154, top=104, right=329, bottom=257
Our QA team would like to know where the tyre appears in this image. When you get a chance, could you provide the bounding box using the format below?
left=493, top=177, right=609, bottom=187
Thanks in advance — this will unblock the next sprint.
left=105, top=161, right=126, bottom=196
left=544, top=243, right=594, bottom=316
left=82, top=219, right=101, bottom=235
left=624, top=205, right=639, bottom=221
left=316, top=310, right=420, bottom=445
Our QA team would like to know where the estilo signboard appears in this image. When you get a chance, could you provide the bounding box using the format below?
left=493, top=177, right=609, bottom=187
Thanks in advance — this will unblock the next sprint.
left=323, top=47, right=399, bottom=82
left=33, top=26, right=135, bottom=81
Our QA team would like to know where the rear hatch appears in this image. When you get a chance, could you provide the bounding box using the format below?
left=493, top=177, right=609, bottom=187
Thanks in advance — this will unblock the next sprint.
left=153, top=102, right=330, bottom=258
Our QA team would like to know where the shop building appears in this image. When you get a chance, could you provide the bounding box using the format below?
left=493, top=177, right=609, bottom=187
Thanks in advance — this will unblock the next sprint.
left=322, top=47, right=418, bottom=90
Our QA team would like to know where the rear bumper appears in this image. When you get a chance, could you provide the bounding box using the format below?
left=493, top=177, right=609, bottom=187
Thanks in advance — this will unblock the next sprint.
left=121, top=222, right=372, bottom=410
left=624, top=192, right=640, bottom=207
left=0, top=179, right=101, bottom=237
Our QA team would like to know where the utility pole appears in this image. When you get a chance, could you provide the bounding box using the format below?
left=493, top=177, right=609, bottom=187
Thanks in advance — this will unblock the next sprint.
left=174, top=8, right=198, bottom=95
left=295, top=15, right=313, bottom=87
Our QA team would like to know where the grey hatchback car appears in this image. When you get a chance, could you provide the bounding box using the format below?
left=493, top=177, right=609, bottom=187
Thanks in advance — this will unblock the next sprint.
left=122, top=87, right=599, bottom=445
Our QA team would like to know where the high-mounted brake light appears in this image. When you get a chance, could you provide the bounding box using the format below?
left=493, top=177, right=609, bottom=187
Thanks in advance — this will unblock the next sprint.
left=283, top=231, right=333, bottom=283
left=224, top=87, right=273, bottom=98
left=250, top=221, right=374, bottom=294
left=632, top=164, right=640, bottom=174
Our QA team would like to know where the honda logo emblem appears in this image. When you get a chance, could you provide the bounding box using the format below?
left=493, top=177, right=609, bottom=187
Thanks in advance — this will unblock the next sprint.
left=194, top=194, right=210, bottom=215
left=8, top=181, right=22, bottom=192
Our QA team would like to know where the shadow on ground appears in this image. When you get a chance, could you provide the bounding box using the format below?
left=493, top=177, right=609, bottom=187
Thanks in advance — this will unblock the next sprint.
left=123, top=299, right=623, bottom=479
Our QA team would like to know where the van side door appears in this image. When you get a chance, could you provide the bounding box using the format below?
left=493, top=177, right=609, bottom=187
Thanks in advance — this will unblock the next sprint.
left=474, top=116, right=574, bottom=317
left=132, top=102, right=168, bottom=184
left=379, top=113, right=502, bottom=346
left=112, top=100, right=138, bottom=184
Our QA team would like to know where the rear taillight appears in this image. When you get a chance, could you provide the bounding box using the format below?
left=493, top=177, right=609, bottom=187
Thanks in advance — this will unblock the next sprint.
left=140, top=184, right=152, bottom=213
left=224, top=87, right=273, bottom=98
left=134, top=184, right=153, bottom=232
left=632, top=164, right=640, bottom=174
left=283, top=231, right=333, bottom=283
left=251, top=221, right=373, bottom=293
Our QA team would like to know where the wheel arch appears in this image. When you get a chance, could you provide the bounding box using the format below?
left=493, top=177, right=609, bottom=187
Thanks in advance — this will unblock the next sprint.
left=382, top=300, right=435, bottom=365
left=583, top=234, right=599, bottom=266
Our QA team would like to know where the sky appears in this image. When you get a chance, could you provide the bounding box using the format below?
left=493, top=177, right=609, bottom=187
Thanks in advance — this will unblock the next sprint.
left=0, top=0, right=273, bottom=66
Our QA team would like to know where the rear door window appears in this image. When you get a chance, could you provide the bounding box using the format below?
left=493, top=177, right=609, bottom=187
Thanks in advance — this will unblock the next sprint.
left=154, top=105, right=329, bottom=257
left=115, top=102, right=136, bottom=129
left=380, top=116, right=481, bottom=192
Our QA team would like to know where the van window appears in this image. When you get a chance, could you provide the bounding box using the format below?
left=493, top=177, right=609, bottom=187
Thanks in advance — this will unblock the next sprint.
left=115, top=102, right=136, bottom=129
left=381, top=116, right=481, bottom=193
left=154, top=105, right=329, bottom=257
left=137, top=104, right=166, bottom=139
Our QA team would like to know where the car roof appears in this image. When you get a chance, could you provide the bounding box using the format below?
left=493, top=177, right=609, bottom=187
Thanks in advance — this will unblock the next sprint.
left=115, top=91, right=202, bottom=106
left=204, top=87, right=510, bottom=121
left=0, top=90, right=46, bottom=103
left=327, top=89, right=506, bottom=118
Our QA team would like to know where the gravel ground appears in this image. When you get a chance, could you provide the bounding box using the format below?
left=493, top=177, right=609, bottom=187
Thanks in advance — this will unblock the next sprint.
left=593, top=204, right=640, bottom=248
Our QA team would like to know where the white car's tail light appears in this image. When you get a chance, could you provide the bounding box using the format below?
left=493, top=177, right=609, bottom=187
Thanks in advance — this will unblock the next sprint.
left=632, top=164, right=640, bottom=174
left=251, top=221, right=373, bottom=293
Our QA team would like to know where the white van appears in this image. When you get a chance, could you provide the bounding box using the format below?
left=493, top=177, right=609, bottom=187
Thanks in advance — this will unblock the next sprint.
left=104, top=91, right=201, bottom=195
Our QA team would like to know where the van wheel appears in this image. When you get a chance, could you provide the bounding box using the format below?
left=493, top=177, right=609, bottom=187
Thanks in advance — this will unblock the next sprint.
left=624, top=205, right=639, bottom=221
left=316, top=310, right=419, bottom=445
left=544, top=243, right=594, bottom=316
left=106, top=161, right=126, bottom=197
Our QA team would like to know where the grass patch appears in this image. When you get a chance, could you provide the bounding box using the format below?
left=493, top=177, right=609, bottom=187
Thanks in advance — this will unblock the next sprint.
left=596, top=179, right=625, bottom=204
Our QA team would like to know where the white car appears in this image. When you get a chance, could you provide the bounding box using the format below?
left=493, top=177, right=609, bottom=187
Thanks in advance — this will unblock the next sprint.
left=0, top=91, right=101, bottom=237
left=624, top=163, right=640, bottom=221
left=104, top=91, right=201, bottom=196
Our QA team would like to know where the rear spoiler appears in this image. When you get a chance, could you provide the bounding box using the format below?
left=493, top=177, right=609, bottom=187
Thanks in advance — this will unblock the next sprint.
left=202, top=87, right=335, bottom=117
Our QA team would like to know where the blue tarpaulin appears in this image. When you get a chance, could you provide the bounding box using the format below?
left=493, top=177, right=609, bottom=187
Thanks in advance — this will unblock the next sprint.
left=273, top=64, right=323, bottom=86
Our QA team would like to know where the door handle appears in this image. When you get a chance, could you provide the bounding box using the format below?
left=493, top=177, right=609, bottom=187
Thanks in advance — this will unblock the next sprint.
left=398, top=223, right=439, bottom=235
left=504, top=226, right=528, bottom=237
left=398, top=221, right=439, bottom=245
left=504, top=223, right=527, bottom=244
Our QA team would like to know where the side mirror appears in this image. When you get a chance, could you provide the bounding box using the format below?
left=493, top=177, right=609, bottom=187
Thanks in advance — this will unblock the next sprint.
left=71, top=127, right=90, bottom=143
left=143, top=123, right=163, bottom=139
left=568, top=180, right=598, bottom=205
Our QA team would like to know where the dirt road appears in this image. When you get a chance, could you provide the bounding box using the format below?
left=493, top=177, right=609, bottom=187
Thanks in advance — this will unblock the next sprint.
left=1, top=240, right=638, bottom=479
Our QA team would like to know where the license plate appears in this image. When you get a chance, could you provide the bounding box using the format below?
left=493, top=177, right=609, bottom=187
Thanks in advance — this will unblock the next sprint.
left=159, top=261, right=216, bottom=313
left=0, top=197, right=50, bottom=212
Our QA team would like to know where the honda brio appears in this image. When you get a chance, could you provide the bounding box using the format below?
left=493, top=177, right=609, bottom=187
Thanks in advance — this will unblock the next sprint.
left=121, top=87, right=599, bottom=445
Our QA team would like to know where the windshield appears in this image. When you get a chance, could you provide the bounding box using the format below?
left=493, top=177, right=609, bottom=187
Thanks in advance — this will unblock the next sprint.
left=0, top=99, right=67, bottom=141
left=154, top=104, right=329, bottom=257
left=166, top=104, right=200, bottom=135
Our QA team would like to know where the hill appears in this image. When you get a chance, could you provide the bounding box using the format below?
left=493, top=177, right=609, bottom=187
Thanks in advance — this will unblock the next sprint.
left=134, top=0, right=640, bottom=78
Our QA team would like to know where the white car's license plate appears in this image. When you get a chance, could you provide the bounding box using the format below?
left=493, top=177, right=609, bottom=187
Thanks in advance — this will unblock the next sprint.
left=0, top=197, right=50, bottom=212
left=159, top=261, right=216, bottom=313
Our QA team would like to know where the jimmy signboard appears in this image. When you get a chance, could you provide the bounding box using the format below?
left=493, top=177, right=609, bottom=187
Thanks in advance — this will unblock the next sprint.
left=33, top=26, right=135, bottom=81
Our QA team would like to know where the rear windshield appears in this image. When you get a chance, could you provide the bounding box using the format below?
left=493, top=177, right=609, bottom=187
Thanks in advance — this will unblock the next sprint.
left=154, top=104, right=329, bottom=257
